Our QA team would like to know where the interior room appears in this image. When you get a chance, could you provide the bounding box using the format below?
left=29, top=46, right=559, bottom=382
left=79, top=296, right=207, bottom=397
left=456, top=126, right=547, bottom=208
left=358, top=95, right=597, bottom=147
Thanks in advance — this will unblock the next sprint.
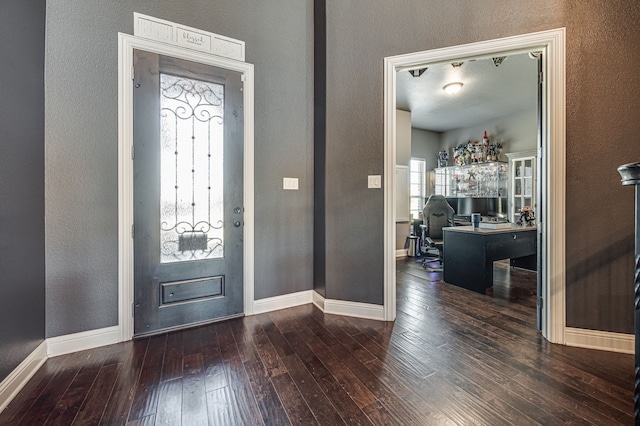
left=395, top=52, right=540, bottom=303
left=2, top=1, right=639, bottom=424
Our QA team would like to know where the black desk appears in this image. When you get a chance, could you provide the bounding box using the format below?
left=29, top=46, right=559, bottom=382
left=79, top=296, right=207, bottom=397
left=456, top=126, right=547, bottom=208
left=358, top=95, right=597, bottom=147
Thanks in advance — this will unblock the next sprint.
left=443, top=225, right=537, bottom=293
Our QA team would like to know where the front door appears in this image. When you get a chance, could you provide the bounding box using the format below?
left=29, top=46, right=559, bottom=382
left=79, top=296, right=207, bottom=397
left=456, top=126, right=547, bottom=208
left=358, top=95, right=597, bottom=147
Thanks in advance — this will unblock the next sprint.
left=133, top=49, right=244, bottom=336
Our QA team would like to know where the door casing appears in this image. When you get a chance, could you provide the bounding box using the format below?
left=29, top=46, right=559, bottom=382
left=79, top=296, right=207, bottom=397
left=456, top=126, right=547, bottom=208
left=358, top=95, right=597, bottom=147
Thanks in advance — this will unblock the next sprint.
left=118, top=33, right=255, bottom=342
left=383, top=28, right=566, bottom=344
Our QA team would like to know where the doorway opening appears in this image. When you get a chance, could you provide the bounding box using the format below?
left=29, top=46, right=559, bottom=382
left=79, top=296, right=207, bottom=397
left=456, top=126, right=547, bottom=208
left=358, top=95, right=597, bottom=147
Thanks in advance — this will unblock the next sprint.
left=383, top=29, right=566, bottom=344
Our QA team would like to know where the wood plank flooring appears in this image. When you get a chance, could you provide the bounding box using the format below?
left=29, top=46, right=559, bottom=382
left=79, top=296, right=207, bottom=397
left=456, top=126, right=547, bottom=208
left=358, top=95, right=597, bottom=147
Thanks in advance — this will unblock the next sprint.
left=1, top=259, right=633, bottom=425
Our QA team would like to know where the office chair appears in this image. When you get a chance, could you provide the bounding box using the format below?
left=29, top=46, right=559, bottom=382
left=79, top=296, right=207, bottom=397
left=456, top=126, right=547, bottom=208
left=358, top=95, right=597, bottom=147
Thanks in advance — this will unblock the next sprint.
left=420, top=195, right=455, bottom=271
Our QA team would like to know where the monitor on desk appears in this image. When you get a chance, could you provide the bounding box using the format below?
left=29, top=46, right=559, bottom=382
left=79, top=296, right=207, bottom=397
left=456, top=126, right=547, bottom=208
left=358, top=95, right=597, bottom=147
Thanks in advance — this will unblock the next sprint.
left=449, top=197, right=507, bottom=219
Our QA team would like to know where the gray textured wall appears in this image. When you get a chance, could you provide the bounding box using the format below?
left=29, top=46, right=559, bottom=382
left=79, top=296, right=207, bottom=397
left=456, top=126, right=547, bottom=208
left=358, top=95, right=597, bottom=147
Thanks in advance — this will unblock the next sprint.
left=325, top=0, right=639, bottom=332
left=0, top=0, right=46, bottom=381
left=563, top=1, right=639, bottom=333
left=45, top=0, right=314, bottom=337
left=411, top=128, right=440, bottom=173
left=440, top=108, right=538, bottom=159
left=39, top=0, right=640, bottom=338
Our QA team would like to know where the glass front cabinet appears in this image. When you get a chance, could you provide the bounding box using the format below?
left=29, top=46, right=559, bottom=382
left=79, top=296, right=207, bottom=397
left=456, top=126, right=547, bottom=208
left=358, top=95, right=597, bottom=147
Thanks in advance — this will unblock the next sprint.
left=506, top=151, right=537, bottom=223
left=434, top=161, right=508, bottom=198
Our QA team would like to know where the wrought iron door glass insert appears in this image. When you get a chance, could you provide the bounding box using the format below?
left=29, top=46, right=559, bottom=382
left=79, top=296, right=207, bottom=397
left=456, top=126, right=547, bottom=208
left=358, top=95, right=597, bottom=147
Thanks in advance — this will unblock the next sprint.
left=160, top=73, right=224, bottom=263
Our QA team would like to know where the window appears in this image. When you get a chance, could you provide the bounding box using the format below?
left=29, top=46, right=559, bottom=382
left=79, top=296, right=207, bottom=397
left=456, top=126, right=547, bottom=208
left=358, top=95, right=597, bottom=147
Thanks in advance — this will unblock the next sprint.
left=434, top=168, right=447, bottom=196
left=409, top=158, right=426, bottom=219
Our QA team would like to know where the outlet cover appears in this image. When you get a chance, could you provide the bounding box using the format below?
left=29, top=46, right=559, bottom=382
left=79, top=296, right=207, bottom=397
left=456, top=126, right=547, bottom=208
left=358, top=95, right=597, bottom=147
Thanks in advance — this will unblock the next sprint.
left=283, top=177, right=299, bottom=190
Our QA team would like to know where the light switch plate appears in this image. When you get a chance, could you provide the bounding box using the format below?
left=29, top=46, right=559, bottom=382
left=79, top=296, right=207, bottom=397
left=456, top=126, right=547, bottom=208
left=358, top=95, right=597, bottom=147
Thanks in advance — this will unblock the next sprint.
left=283, top=177, right=299, bottom=190
left=368, top=175, right=382, bottom=189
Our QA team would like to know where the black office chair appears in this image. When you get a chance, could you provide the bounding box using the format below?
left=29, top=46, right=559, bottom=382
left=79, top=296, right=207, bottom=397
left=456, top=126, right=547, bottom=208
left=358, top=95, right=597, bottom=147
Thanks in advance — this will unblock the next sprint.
left=420, top=195, right=455, bottom=271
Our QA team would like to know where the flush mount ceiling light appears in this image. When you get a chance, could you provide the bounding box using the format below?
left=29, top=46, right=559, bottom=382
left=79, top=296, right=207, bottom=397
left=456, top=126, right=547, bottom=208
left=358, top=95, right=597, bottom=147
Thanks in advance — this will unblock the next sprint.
left=443, top=82, right=463, bottom=95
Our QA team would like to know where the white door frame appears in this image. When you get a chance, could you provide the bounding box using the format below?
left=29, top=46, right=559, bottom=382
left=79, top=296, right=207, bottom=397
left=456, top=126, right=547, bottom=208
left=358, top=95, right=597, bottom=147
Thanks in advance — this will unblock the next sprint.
left=383, top=28, right=566, bottom=343
left=117, top=33, right=255, bottom=342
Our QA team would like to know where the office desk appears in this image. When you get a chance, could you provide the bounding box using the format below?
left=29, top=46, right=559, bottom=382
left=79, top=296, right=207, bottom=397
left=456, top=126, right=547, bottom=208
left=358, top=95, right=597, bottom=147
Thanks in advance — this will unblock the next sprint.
left=443, top=225, right=537, bottom=293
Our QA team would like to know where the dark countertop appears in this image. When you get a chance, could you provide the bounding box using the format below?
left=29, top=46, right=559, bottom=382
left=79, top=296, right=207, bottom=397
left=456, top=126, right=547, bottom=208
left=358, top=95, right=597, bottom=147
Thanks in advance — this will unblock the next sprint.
left=444, top=224, right=537, bottom=235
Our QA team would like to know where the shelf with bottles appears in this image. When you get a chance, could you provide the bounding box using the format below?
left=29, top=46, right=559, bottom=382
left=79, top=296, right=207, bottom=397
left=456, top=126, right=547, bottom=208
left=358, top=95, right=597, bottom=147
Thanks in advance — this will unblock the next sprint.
left=434, top=161, right=508, bottom=198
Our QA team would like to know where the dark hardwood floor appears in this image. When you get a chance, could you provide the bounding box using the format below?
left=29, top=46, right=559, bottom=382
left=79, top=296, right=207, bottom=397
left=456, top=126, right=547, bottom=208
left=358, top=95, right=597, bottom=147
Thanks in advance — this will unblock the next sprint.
left=1, top=259, right=633, bottom=425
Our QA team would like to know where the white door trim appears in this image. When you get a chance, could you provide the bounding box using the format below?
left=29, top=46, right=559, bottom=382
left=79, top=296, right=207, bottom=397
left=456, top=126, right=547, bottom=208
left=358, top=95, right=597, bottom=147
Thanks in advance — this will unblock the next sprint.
left=383, top=28, right=566, bottom=344
left=117, top=33, right=255, bottom=342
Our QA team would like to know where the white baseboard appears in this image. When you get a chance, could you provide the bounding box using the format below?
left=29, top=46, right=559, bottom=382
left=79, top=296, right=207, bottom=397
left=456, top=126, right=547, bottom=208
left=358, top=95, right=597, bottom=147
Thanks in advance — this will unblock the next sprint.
left=313, top=291, right=325, bottom=311
left=395, top=249, right=406, bottom=258
left=323, top=298, right=385, bottom=321
left=564, top=327, right=634, bottom=354
left=312, top=290, right=384, bottom=320
left=47, top=326, right=121, bottom=357
left=0, top=340, right=47, bottom=414
left=251, top=290, right=313, bottom=315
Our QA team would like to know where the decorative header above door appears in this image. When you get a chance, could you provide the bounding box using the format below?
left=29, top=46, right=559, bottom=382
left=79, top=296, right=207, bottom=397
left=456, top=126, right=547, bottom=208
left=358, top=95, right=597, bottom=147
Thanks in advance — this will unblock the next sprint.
left=133, top=13, right=245, bottom=61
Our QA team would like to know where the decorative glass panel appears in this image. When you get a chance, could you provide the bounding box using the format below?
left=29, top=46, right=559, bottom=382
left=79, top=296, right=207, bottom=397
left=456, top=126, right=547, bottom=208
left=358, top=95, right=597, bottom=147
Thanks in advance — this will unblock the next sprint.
left=524, top=159, right=533, bottom=177
left=514, top=179, right=522, bottom=196
left=159, top=73, right=224, bottom=263
left=524, top=177, right=532, bottom=196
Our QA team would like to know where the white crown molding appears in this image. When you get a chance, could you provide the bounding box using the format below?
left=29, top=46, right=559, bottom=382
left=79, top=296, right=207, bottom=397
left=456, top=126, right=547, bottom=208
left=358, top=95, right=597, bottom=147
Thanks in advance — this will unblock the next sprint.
left=251, top=290, right=313, bottom=315
left=565, top=327, right=634, bottom=354
left=0, top=341, right=47, bottom=414
left=47, top=326, right=120, bottom=357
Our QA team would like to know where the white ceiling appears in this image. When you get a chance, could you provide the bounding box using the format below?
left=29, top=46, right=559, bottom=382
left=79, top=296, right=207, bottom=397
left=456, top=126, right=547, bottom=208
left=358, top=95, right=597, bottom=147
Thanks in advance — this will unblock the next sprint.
left=396, top=52, right=539, bottom=132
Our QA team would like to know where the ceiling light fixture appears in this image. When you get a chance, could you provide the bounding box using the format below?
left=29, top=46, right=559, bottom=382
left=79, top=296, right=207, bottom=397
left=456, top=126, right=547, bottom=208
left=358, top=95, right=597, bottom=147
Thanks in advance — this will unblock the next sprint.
left=443, top=82, right=463, bottom=95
